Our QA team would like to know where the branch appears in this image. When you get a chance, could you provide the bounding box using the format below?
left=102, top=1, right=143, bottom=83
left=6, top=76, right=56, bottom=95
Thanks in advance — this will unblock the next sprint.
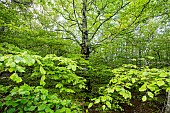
left=11, top=0, right=33, bottom=6
left=89, top=1, right=131, bottom=41
left=125, top=0, right=151, bottom=29
left=87, top=0, right=95, bottom=6
left=89, top=1, right=108, bottom=30
left=52, top=0, right=77, bottom=22
left=55, top=23, right=81, bottom=45
left=90, top=29, right=135, bottom=53
left=94, top=0, right=151, bottom=44
left=53, top=8, right=76, bottom=22
left=62, top=37, right=81, bottom=43
left=72, top=0, right=82, bottom=32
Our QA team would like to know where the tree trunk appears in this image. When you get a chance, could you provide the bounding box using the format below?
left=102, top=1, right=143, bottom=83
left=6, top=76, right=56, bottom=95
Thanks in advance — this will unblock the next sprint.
left=81, top=0, right=92, bottom=103
left=81, top=0, right=90, bottom=59
left=165, top=91, right=170, bottom=113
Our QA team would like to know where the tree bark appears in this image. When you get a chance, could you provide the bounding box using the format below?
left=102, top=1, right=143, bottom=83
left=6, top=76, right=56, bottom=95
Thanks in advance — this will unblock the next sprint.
left=81, top=0, right=92, bottom=103
left=81, top=0, right=90, bottom=59
left=165, top=91, right=170, bottom=113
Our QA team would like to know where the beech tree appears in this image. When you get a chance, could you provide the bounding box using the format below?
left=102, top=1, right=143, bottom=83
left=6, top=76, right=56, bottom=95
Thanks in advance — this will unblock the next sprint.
left=2, top=0, right=168, bottom=58
left=1, top=0, right=170, bottom=112
left=32, top=0, right=169, bottom=59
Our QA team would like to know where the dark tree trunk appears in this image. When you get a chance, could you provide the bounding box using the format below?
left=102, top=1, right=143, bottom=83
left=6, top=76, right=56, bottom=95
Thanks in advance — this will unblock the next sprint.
left=81, top=0, right=90, bottom=59
left=81, top=0, right=92, bottom=103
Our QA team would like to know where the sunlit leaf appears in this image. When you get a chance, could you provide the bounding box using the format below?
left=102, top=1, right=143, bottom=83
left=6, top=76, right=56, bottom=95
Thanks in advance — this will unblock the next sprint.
left=88, top=103, right=93, bottom=108
left=142, top=95, right=147, bottom=102
left=10, top=73, right=22, bottom=83
left=40, top=66, right=46, bottom=75
left=147, top=91, right=154, bottom=98
left=106, top=101, right=111, bottom=109
left=139, top=83, right=147, bottom=92
left=94, top=98, right=100, bottom=104
left=40, top=75, right=46, bottom=86
left=157, top=80, right=165, bottom=87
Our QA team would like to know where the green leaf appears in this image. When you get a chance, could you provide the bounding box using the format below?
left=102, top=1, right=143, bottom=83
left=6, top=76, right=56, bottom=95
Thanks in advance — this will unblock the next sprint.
left=88, top=103, right=93, bottom=108
left=166, top=79, right=170, bottom=83
left=159, top=73, right=167, bottom=77
left=45, top=107, right=53, bottom=113
left=14, top=56, right=24, bottom=63
left=142, top=95, right=147, bottom=102
left=115, top=86, right=122, bottom=91
left=61, top=100, right=67, bottom=106
left=0, top=63, right=2, bottom=67
left=94, top=98, right=100, bottom=104
left=107, top=88, right=114, bottom=93
left=147, top=84, right=156, bottom=91
left=9, top=62, right=16, bottom=68
left=66, top=108, right=71, bottom=113
left=10, top=73, right=22, bottom=83
left=67, top=64, right=76, bottom=71
left=166, top=87, right=170, bottom=92
left=40, top=88, right=48, bottom=95
left=40, top=66, right=46, bottom=75
left=139, top=83, right=147, bottom=92
left=72, top=65, right=76, bottom=71
left=102, top=105, right=106, bottom=110
left=147, top=56, right=154, bottom=60
left=65, top=89, right=75, bottom=93
left=38, top=104, right=46, bottom=111
left=41, top=95, right=46, bottom=100
left=23, top=54, right=35, bottom=66
left=40, top=75, right=46, bottom=86
left=132, top=78, right=136, bottom=83
left=19, top=90, right=30, bottom=95
left=9, top=101, right=18, bottom=107
left=101, top=96, right=107, bottom=102
left=79, top=84, right=85, bottom=89
left=56, top=83, right=63, bottom=88
left=18, top=109, right=24, bottom=113
left=20, top=99, right=28, bottom=104
left=16, top=66, right=25, bottom=72
left=119, top=89, right=131, bottom=99
left=8, top=67, right=16, bottom=72
left=157, top=80, right=165, bottom=87
left=7, top=108, right=16, bottom=113
left=147, top=92, right=154, bottom=98
left=28, top=106, right=37, bottom=111
left=106, top=101, right=111, bottom=109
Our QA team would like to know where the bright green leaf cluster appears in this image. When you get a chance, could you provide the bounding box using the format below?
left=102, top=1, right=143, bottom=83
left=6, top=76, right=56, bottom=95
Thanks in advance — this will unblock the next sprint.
left=0, top=84, right=81, bottom=113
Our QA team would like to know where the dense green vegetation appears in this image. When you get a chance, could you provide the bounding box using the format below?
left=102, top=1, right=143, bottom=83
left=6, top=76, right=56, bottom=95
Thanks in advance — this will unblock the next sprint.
left=0, top=0, right=170, bottom=113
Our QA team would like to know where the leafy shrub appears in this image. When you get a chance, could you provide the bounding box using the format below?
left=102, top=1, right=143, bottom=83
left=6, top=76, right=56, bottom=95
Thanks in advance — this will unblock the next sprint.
left=0, top=46, right=86, bottom=93
left=0, top=43, right=86, bottom=112
left=88, top=64, right=170, bottom=111
left=0, top=42, right=35, bottom=55
left=0, top=84, right=81, bottom=113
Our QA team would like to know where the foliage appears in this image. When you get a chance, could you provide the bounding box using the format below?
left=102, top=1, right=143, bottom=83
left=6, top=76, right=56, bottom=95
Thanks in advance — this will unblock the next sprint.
left=1, top=0, right=170, bottom=112
left=88, top=64, right=170, bottom=111
left=0, top=84, right=81, bottom=113
left=0, top=43, right=85, bottom=112
left=0, top=42, right=86, bottom=91
left=0, top=42, right=34, bottom=55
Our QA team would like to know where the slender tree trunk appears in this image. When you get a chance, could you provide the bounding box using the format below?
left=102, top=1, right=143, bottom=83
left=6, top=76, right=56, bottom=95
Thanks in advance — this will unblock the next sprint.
left=138, top=48, right=142, bottom=67
left=81, top=0, right=92, bottom=103
left=165, top=91, right=170, bottom=113
left=81, top=0, right=90, bottom=59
